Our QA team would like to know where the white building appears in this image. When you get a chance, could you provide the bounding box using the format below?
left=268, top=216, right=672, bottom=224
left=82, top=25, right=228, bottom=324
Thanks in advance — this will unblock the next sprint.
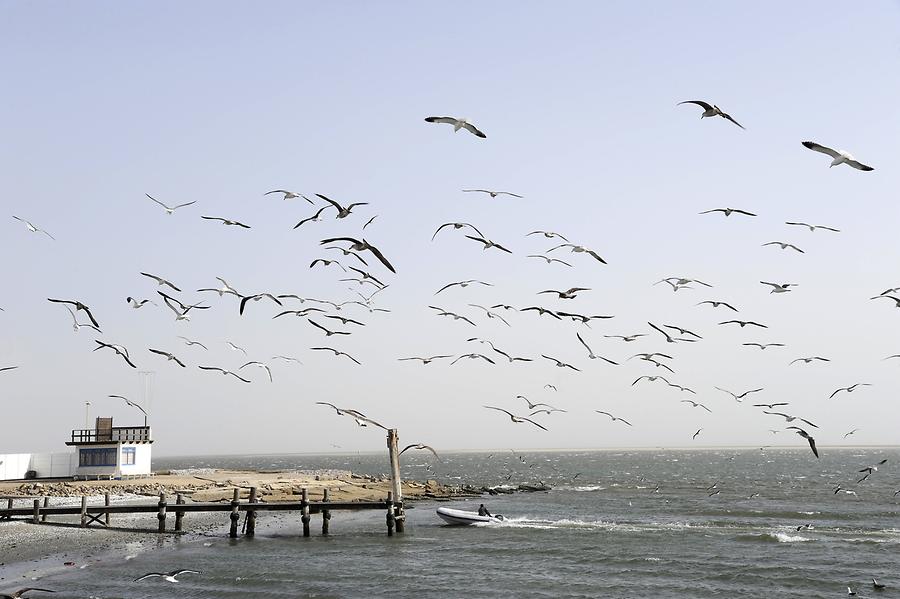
left=65, top=417, right=153, bottom=480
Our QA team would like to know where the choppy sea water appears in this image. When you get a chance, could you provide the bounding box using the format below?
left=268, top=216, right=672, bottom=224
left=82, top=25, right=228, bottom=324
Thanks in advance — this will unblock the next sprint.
left=12, top=448, right=900, bottom=598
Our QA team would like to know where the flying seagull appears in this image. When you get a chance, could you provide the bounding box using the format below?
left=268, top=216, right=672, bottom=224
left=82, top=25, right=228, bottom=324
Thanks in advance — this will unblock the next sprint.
left=197, top=277, right=241, bottom=298
left=398, top=355, right=454, bottom=365
left=801, top=141, right=873, bottom=171
left=760, top=281, right=797, bottom=294
left=539, top=287, right=590, bottom=300
left=692, top=429, right=702, bottom=440
left=752, top=402, right=789, bottom=409
left=829, top=383, right=872, bottom=399
left=431, top=222, right=484, bottom=242
left=557, top=311, right=614, bottom=326
left=320, top=237, right=396, bottom=273
left=126, top=297, right=156, bottom=309
left=240, top=361, right=273, bottom=382
left=362, top=215, right=377, bottom=229
left=678, top=100, right=745, bottom=129
left=316, top=194, right=368, bottom=219
left=576, top=333, right=618, bottom=365
left=527, top=254, right=573, bottom=267
left=12, top=216, right=55, bottom=239
left=548, top=243, right=606, bottom=264
left=719, top=320, right=767, bottom=329
left=743, top=343, right=784, bottom=350
left=308, top=319, right=351, bottom=337
left=465, top=235, right=513, bottom=253
left=47, top=298, right=100, bottom=328
left=399, top=444, right=441, bottom=460
left=145, top=193, right=196, bottom=215
left=520, top=306, right=561, bottom=319
left=648, top=322, right=694, bottom=344
left=134, top=569, right=201, bottom=583
left=226, top=341, right=248, bottom=355
left=462, top=189, right=522, bottom=198
left=93, top=340, right=137, bottom=368
left=483, top=406, right=547, bottom=430
left=451, top=353, right=495, bottom=365
left=198, top=366, right=251, bottom=383
left=61, top=305, right=101, bottom=333
left=870, top=295, right=900, bottom=308
left=238, top=293, right=283, bottom=315
left=148, top=348, right=186, bottom=368
left=680, top=400, right=712, bottom=413
left=424, top=116, right=486, bottom=138
left=265, top=190, right=312, bottom=203
left=842, top=428, right=859, bottom=439
left=178, top=336, right=208, bottom=350
left=764, top=411, right=818, bottom=428
left=435, top=280, right=493, bottom=295
left=696, top=300, right=738, bottom=312
left=785, top=221, right=840, bottom=233
left=699, top=208, right=756, bottom=217
left=762, top=241, right=804, bottom=253
left=787, top=426, right=819, bottom=458
left=468, top=304, right=511, bottom=326
left=604, top=334, right=645, bottom=342
left=541, top=355, right=581, bottom=371
left=201, top=216, right=250, bottom=228
left=0, top=366, right=19, bottom=374
left=429, top=305, right=477, bottom=326
left=790, top=356, right=829, bottom=365
left=140, top=272, right=181, bottom=292
left=595, top=411, right=633, bottom=426
left=294, top=207, right=329, bottom=229
left=527, top=230, right=568, bottom=241
left=311, top=346, right=361, bottom=365
left=715, top=387, right=764, bottom=402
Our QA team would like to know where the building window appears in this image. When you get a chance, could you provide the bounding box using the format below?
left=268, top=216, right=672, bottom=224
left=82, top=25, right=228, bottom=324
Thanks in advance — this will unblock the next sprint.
left=122, top=447, right=136, bottom=465
left=79, top=448, right=117, bottom=467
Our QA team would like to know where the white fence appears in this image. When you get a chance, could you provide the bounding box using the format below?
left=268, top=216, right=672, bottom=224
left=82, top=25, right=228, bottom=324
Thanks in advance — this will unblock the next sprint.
left=0, top=452, right=77, bottom=480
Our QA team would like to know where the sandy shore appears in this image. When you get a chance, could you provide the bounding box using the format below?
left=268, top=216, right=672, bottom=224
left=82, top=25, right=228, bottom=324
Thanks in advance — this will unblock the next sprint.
left=0, top=468, right=477, bottom=503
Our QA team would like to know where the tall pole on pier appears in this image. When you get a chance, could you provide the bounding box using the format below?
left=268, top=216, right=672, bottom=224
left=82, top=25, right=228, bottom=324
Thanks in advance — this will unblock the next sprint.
left=387, top=429, right=402, bottom=503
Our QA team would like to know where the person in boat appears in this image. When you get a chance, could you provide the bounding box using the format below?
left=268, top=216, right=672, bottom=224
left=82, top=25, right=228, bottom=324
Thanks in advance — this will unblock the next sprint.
left=477, top=504, right=492, bottom=517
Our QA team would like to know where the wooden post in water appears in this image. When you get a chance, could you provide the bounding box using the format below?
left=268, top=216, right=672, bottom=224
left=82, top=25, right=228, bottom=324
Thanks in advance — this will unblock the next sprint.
left=246, top=487, right=257, bottom=537
left=321, top=488, right=331, bottom=536
left=80, top=496, right=87, bottom=528
left=157, top=492, right=167, bottom=533
left=385, top=491, right=395, bottom=537
left=41, top=497, right=49, bottom=523
left=301, top=488, right=310, bottom=537
left=387, top=428, right=404, bottom=533
left=32, top=499, right=40, bottom=524
left=229, top=489, right=240, bottom=538
left=174, top=493, right=184, bottom=532
left=104, top=492, right=111, bottom=527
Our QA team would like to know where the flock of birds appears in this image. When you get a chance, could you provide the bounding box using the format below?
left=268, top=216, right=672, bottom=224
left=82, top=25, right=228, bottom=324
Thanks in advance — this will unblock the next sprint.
left=0, top=103, right=897, bottom=596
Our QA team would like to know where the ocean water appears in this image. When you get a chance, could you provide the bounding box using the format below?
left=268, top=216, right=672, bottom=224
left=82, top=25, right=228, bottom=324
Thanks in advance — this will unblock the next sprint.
left=13, top=448, right=900, bottom=598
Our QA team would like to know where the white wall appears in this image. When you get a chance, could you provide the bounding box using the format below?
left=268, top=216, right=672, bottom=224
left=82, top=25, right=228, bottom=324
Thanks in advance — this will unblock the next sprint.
left=119, top=443, right=152, bottom=475
left=0, top=452, right=77, bottom=480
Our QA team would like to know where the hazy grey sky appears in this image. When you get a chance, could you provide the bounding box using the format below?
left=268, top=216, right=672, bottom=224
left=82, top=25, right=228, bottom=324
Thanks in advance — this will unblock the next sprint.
left=2, top=1, right=899, bottom=456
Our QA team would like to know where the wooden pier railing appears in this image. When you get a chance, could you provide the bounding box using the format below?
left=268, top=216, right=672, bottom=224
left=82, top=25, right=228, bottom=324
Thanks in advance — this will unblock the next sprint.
left=0, top=488, right=404, bottom=537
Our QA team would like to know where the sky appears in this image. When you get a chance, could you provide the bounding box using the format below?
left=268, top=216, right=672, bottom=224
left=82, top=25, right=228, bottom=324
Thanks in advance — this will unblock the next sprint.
left=1, top=1, right=899, bottom=457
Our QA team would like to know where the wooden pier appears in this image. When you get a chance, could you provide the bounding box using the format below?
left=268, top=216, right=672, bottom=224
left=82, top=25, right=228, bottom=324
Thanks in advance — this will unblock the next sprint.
left=0, top=428, right=408, bottom=537
left=0, top=488, right=404, bottom=537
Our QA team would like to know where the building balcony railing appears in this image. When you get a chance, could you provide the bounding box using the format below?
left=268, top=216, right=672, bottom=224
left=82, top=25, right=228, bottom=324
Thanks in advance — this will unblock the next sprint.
left=69, top=426, right=152, bottom=444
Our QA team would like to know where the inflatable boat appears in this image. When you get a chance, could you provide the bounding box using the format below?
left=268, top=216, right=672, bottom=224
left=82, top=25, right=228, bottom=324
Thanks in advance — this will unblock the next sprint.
left=436, top=507, right=504, bottom=525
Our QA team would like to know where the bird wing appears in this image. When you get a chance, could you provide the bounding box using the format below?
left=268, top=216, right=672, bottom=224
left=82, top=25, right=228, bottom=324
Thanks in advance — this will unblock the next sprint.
left=720, top=112, right=745, bottom=129
left=362, top=241, right=396, bottom=273
left=425, top=116, right=457, bottom=125
left=806, top=436, right=819, bottom=458
left=585, top=249, right=607, bottom=263
left=145, top=193, right=170, bottom=209
left=226, top=371, right=252, bottom=383
left=461, top=122, right=487, bottom=138
left=801, top=141, right=840, bottom=159
left=678, top=100, right=714, bottom=110
left=846, top=159, right=874, bottom=171
left=133, top=573, right=163, bottom=581
left=522, top=417, right=548, bottom=431
left=435, top=282, right=457, bottom=294
left=484, top=405, right=515, bottom=418
left=316, top=194, right=344, bottom=213
left=173, top=201, right=197, bottom=209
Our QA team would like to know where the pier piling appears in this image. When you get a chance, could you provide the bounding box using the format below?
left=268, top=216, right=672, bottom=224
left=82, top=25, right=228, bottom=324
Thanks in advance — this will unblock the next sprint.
left=41, top=497, right=48, bottom=523
left=174, top=493, right=184, bottom=532
left=105, top=492, right=110, bottom=527
left=157, top=492, right=167, bottom=533
left=387, top=429, right=405, bottom=533
left=32, top=499, right=40, bottom=524
left=229, top=489, right=240, bottom=538
left=80, top=496, right=87, bottom=528
left=301, top=488, right=310, bottom=537
left=321, top=488, right=331, bottom=536
left=246, top=487, right=257, bottom=537
left=386, top=492, right=395, bottom=537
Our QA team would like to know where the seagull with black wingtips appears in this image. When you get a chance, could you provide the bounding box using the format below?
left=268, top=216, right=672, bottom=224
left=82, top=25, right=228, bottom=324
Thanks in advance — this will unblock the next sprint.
left=47, top=298, right=101, bottom=328
left=696, top=300, right=738, bottom=312
left=294, top=206, right=330, bottom=229
left=201, top=215, right=251, bottom=228
left=148, top=348, right=186, bottom=368
left=145, top=193, right=196, bottom=215
left=311, top=346, right=362, bottom=365
left=483, top=406, right=547, bottom=430
left=787, top=426, right=819, bottom=458
left=320, top=237, right=396, bottom=273
left=11, top=216, right=55, bottom=239
left=462, top=189, right=522, bottom=198
left=575, top=333, right=618, bottom=365
left=699, top=207, right=756, bottom=217
left=198, top=366, right=251, bottom=383
left=765, top=411, right=818, bottom=428
left=801, top=141, right=873, bottom=171
left=316, top=194, right=368, bottom=219
left=595, top=411, right=633, bottom=426
left=265, top=189, right=312, bottom=203
left=678, top=100, right=745, bottom=128
left=548, top=243, right=606, bottom=264
left=424, top=116, right=486, bottom=138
